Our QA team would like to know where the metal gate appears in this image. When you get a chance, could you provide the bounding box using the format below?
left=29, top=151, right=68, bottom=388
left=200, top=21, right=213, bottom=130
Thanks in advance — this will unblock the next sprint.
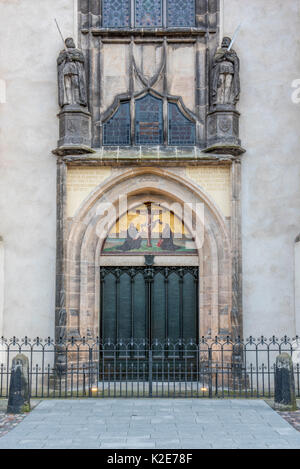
left=100, top=266, right=199, bottom=384
left=100, top=266, right=199, bottom=344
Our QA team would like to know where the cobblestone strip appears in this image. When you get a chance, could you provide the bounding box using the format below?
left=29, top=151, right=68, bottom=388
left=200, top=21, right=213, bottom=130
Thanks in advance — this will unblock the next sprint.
left=0, top=413, right=26, bottom=438
left=278, top=410, right=300, bottom=433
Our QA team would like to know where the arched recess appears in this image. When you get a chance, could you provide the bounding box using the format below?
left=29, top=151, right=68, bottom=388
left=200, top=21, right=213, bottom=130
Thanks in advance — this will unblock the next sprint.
left=64, top=168, right=232, bottom=340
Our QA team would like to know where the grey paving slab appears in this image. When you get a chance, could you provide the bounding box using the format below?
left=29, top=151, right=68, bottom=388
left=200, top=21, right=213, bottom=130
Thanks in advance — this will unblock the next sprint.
left=0, top=399, right=300, bottom=449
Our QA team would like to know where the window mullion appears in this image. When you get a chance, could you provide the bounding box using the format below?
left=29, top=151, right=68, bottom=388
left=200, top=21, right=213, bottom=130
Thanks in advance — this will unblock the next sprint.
left=163, top=0, right=167, bottom=28
left=163, top=99, right=168, bottom=145
left=131, top=0, right=135, bottom=28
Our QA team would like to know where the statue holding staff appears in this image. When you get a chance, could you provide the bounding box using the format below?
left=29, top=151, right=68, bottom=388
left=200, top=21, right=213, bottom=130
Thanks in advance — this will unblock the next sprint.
left=57, top=37, right=87, bottom=108
left=211, top=36, right=240, bottom=107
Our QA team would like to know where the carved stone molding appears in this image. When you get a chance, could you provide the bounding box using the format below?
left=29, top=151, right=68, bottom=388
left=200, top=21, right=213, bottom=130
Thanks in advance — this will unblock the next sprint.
left=53, top=107, right=95, bottom=156
left=204, top=110, right=245, bottom=156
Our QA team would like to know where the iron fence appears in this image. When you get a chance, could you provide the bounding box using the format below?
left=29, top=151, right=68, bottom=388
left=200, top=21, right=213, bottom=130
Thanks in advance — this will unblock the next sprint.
left=0, top=336, right=299, bottom=399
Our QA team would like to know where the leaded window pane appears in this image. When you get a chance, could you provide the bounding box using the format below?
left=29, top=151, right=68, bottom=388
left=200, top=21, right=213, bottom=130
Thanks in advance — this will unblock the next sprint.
left=102, top=0, right=130, bottom=28
left=135, top=94, right=163, bottom=145
left=167, top=0, right=195, bottom=27
left=135, top=0, right=162, bottom=28
left=168, top=102, right=195, bottom=146
left=103, top=102, right=131, bottom=145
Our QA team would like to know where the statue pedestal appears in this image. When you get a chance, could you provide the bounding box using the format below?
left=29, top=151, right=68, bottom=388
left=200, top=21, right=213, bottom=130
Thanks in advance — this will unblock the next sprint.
left=53, top=105, right=94, bottom=156
left=204, top=108, right=245, bottom=156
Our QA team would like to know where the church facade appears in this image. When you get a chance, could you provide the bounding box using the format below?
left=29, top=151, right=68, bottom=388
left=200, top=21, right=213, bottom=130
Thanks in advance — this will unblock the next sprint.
left=0, top=0, right=300, bottom=344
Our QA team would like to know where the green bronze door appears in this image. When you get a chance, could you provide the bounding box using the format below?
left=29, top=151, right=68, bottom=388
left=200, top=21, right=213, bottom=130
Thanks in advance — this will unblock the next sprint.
left=100, top=266, right=198, bottom=343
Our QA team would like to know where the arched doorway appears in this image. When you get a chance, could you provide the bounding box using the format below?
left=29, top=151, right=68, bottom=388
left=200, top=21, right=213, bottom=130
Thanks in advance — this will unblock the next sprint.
left=100, top=201, right=199, bottom=343
left=62, top=168, right=233, bottom=342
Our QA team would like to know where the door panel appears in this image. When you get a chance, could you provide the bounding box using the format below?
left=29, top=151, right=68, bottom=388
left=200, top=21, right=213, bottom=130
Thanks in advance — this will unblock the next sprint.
left=133, top=272, right=147, bottom=340
left=182, top=273, right=197, bottom=340
left=101, top=272, right=117, bottom=341
left=100, top=266, right=198, bottom=343
left=167, top=272, right=181, bottom=341
left=118, top=272, right=131, bottom=340
left=151, top=272, right=166, bottom=341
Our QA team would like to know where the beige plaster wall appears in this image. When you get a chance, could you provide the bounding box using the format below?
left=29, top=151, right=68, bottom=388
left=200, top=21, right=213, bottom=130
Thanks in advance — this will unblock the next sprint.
left=0, top=0, right=75, bottom=338
left=225, top=0, right=300, bottom=337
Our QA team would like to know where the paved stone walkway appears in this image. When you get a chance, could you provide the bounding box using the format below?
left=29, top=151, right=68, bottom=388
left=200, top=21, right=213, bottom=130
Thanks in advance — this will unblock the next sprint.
left=0, top=399, right=300, bottom=449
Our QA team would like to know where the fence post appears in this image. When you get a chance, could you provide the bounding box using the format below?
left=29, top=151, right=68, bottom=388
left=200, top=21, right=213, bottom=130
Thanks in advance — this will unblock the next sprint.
left=88, top=348, right=93, bottom=397
left=149, top=349, right=152, bottom=397
left=208, top=348, right=213, bottom=398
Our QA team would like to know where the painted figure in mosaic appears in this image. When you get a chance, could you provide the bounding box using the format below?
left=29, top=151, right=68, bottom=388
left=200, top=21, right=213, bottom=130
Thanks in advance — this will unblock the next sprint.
left=211, top=37, right=240, bottom=107
left=159, top=224, right=179, bottom=251
left=57, top=38, right=87, bottom=108
left=120, top=223, right=142, bottom=252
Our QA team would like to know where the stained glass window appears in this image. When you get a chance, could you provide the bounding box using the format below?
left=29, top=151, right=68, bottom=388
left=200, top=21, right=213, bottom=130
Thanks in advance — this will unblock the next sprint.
left=167, top=0, right=195, bottom=27
left=168, top=102, right=195, bottom=146
left=103, top=102, right=131, bottom=145
left=135, top=0, right=162, bottom=28
left=135, top=94, right=163, bottom=145
left=102, top=0, right=130, bottom=28
left=102, top=0, right=196, bottom=29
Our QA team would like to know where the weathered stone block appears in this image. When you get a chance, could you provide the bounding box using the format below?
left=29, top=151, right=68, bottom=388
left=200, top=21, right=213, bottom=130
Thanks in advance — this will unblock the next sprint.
left=207, top=109, right=240, bottom=146
left=7, top=354, right=30, bottom=414
left=54, top=106, right=94, bottom=156
left=274, top=353, right=297, bottom=411
left=58, top=107, right=91, bottom=146
left=204, top=109, right=245, bottom=156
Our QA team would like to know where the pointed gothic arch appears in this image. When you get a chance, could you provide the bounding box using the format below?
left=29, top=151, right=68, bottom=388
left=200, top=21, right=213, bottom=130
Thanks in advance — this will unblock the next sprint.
left=63, top=168, right=232, bottom=340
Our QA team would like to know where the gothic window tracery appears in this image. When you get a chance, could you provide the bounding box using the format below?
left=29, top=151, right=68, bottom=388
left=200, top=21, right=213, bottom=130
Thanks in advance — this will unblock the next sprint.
left=103, top=101, right=131, bottom=145
left=135, top=94, right=163, bottom=145
left=103, top=94, right=195, bottom=146
left=168, top=102, right=196, bottom=146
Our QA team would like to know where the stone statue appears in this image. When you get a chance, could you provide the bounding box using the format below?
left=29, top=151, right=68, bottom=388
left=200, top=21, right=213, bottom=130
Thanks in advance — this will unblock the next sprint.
left=57, top=38, right=87, bottom=108
left=211, top=37, right=240, bottom=107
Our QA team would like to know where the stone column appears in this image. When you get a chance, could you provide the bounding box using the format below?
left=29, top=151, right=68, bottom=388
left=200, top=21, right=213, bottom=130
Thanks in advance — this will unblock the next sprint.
left=231, top=160, right=243, bottom=340
left=55, top=161, right=67, bottom=343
